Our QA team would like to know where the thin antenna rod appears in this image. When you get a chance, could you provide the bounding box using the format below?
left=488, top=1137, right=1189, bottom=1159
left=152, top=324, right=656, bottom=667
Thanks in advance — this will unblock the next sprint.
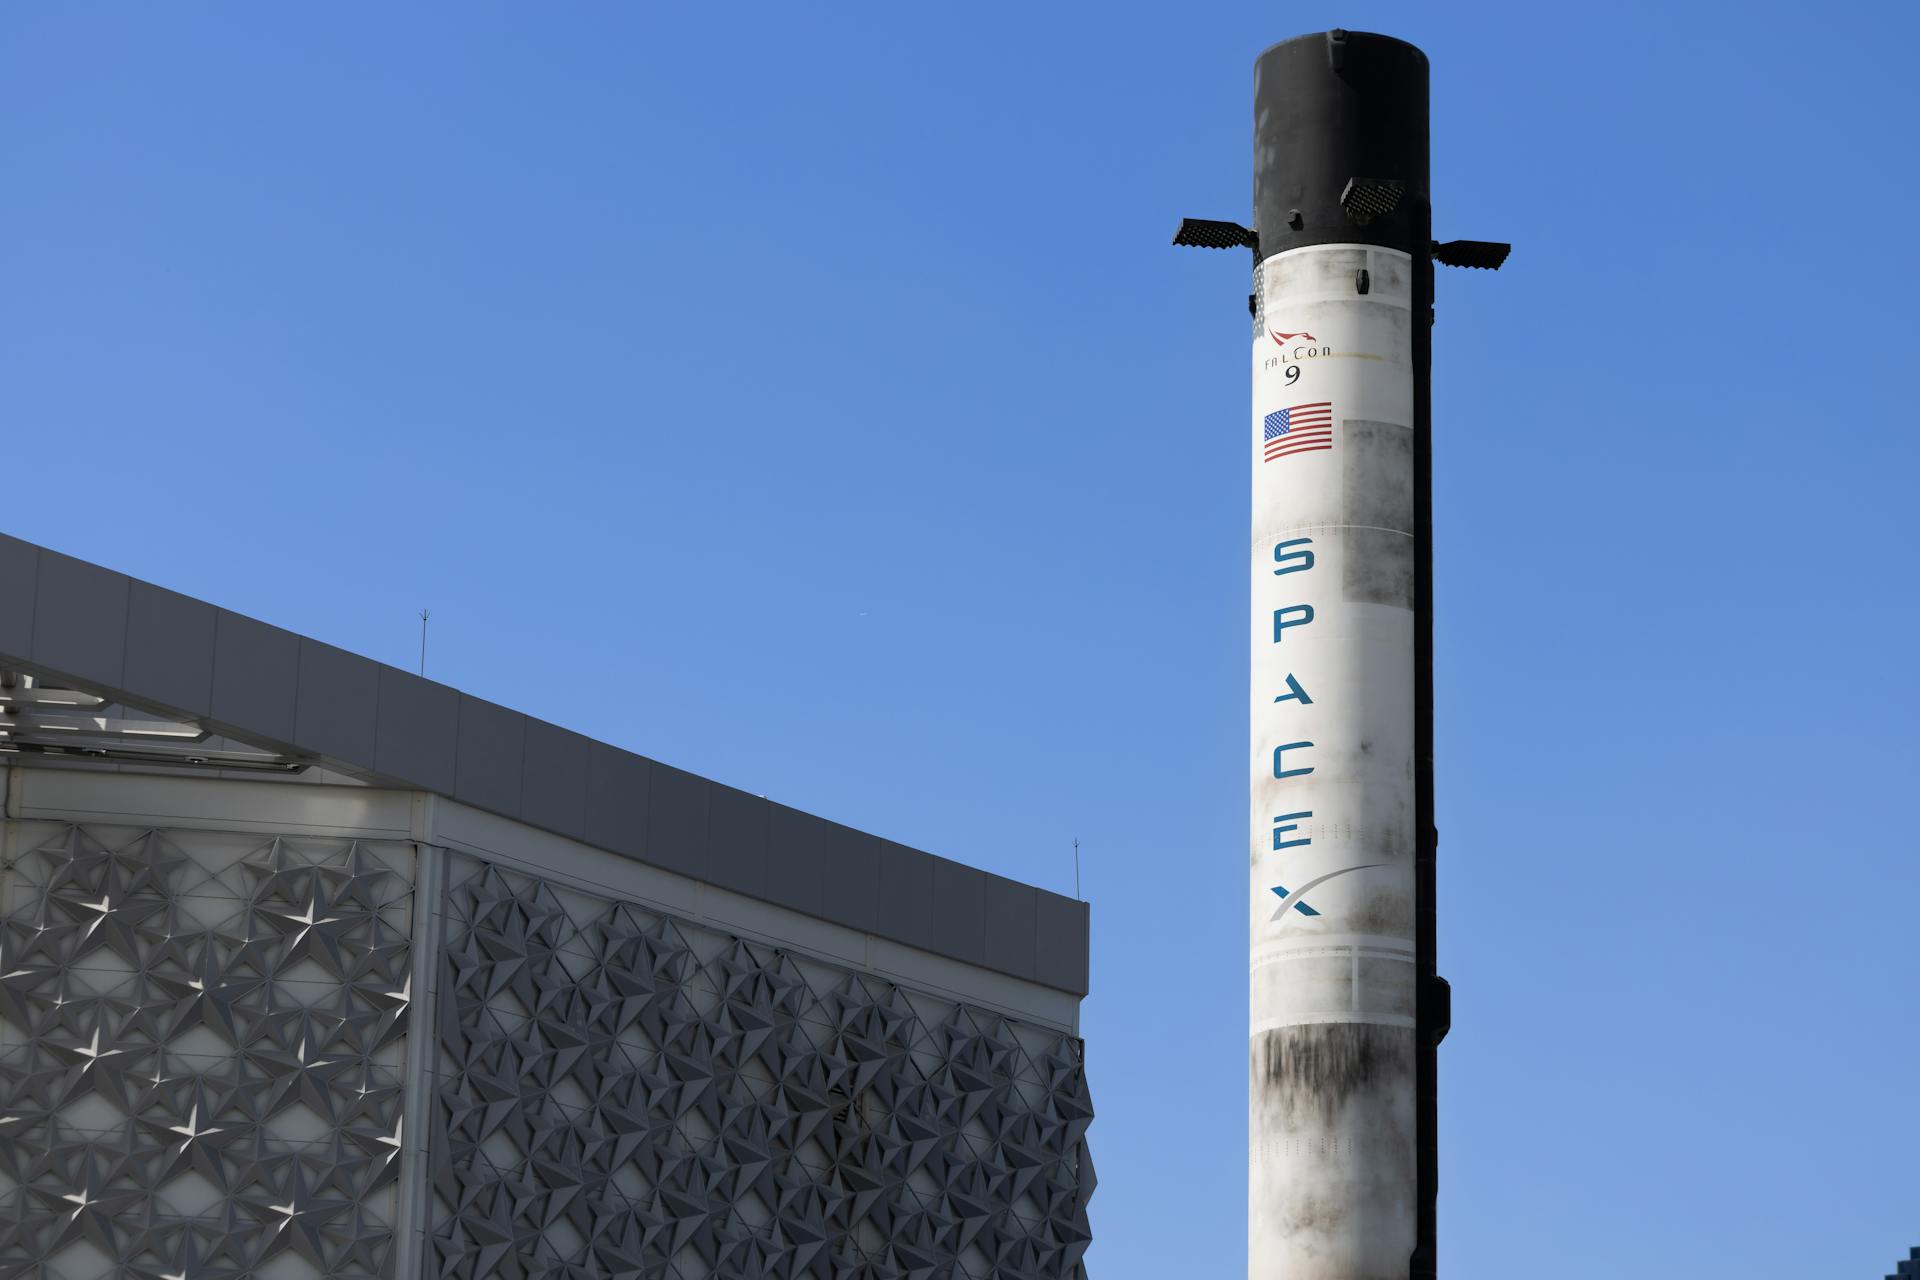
left=419, top=610, right=430, bottom=677
left=1073, top=838, right=1081, bottom=900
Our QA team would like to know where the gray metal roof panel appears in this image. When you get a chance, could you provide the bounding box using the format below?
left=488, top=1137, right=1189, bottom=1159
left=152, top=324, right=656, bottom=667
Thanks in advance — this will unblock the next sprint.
left=0, top=532, right=1089, bottom=995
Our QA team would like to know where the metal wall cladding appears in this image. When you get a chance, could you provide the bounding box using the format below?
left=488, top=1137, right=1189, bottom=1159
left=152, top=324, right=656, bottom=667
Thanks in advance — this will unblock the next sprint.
left=430, top=854, right=1094, bottom=1280
left=0, top=822, right=415, bottom=1279
left=0, top=816, right=1091, bottom=1280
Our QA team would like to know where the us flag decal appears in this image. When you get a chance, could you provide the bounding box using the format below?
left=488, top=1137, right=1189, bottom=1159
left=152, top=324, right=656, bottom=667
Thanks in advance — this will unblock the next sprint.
left=1262, top=401, right=1333, bottom=461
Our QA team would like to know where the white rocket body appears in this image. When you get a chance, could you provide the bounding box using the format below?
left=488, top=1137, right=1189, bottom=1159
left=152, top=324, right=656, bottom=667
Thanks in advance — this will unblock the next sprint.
left=1249, top=242, right=1419, bottom=1278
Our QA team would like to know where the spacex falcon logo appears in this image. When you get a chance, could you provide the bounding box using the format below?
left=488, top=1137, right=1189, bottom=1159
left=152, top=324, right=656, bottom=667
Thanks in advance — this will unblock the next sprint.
left=1270, top=865, right=1383, bottom=921
left=1265, top=329, right=1332, bottom=372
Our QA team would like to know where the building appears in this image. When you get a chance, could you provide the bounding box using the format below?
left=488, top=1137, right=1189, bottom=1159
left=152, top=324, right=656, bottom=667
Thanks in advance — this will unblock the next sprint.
left=0, top=533, right=1093, bottom=1280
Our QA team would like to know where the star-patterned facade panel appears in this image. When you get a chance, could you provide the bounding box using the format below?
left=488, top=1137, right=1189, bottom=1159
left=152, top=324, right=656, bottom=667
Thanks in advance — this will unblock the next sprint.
left=0, top=817, right=1091, bottom=1280
left=0, top=822, right=414, bottom=1280
left=431, top=856, right=1094, bottom=1280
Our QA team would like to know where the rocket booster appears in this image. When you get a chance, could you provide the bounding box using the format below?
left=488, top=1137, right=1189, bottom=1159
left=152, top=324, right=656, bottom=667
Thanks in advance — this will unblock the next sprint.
left=1177, top=29, right=1503, bottom=1276
left=1246, top=32, right=1434, bottom=1280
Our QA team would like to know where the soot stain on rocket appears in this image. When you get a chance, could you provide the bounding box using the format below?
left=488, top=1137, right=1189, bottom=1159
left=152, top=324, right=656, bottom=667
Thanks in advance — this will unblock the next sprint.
left=1340, top=419, right=1416, bottom=607
left=1285, top=1190, right=1350, bottom=1238
left=1255, top=1023, right=1415, bottom=1123
left=1350, top=885, right=1414, bottom=937
left=1342, top=526, right=1415, bottom=608
left=1342, top=420, right=1414, bottom=532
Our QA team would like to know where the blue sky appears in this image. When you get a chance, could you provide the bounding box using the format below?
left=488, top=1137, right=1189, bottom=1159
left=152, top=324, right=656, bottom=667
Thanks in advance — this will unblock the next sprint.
left=4, top=2, right=1916, bottom=1275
